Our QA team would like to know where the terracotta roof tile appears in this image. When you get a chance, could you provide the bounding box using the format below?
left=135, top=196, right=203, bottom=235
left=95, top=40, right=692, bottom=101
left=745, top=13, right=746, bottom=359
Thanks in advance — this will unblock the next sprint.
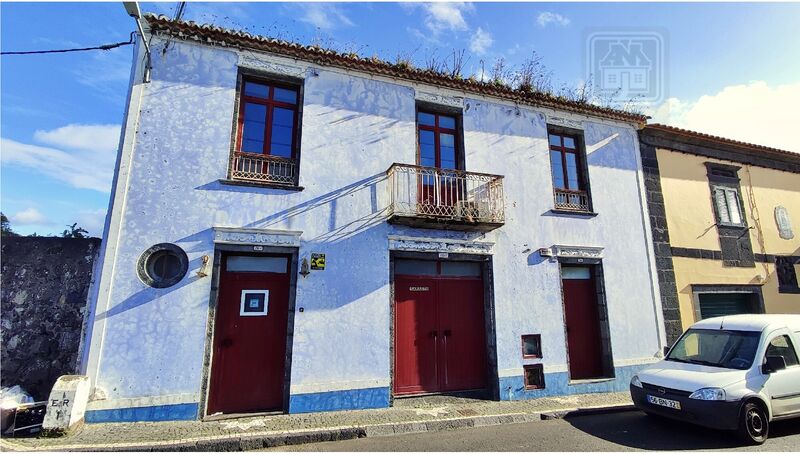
left=143, top=13, right=648, bottom=124
left=646, top=124, right=797, bottom=156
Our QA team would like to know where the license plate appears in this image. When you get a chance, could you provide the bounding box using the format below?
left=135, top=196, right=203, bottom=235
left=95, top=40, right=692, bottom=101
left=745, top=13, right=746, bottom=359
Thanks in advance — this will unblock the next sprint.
left=647, top=395, right=681, bottom=410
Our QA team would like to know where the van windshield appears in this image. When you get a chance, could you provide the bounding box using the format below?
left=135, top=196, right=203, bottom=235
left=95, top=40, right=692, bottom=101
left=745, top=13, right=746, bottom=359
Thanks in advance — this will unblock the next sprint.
left=666, top=329, right=761, bottom=370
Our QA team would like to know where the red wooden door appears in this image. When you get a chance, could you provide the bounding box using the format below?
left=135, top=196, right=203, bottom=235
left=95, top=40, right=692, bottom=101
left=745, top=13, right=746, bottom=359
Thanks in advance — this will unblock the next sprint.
left=437, top=278, right=487, bottom=392
left=394, top=277, right=439, bottom=394
left=207, top=257, right=290, bottom=414
left=394, top=269, right=487, bottom=395
left=561, top=267, right=604, bottom=380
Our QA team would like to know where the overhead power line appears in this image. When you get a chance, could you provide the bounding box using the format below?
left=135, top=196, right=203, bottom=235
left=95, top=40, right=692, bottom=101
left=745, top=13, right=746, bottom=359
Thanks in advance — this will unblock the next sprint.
left=1, top=32, right=135, bottom=56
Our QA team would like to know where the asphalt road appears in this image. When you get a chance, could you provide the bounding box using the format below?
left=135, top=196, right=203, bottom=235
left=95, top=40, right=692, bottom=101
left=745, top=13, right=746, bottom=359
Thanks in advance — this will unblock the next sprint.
left=264, top=410, right=800, bottom=451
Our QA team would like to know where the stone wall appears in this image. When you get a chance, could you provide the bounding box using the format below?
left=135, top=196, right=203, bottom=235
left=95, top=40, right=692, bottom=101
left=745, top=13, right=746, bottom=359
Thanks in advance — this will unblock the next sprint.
left=1, top=237, right=101, bottom=400
left=638, top=138, right=683, bottom=346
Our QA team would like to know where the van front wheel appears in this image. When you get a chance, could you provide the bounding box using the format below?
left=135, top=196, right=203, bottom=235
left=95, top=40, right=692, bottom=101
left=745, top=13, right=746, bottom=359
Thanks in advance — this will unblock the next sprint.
left=738, top=402, right=769, bottom=444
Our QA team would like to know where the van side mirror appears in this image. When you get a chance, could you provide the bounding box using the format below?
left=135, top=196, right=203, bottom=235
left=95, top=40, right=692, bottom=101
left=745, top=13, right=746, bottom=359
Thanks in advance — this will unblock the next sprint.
left=763, top=355, right=787, bottom=374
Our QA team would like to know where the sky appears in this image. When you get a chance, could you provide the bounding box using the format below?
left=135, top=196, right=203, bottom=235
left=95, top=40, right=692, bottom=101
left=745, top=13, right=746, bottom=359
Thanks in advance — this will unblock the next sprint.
left=2, top=1, right=799, bottom=237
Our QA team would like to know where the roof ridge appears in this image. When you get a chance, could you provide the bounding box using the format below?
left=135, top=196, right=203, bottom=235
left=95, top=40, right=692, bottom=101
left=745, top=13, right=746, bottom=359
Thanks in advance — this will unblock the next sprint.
left=142, top=13, right=648, bottom=124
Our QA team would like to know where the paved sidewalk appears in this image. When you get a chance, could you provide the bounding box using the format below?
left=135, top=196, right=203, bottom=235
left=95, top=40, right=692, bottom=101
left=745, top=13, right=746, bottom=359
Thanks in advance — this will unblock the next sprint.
left=0, top=392, right=633, bottom=452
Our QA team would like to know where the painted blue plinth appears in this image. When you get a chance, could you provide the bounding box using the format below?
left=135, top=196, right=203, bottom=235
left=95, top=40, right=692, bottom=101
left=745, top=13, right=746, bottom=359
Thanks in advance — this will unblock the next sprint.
left=499, top=364, right=645, bottom=401
left=289, top=386, right=391, bottom=413
left=85, top=402, right=199, bottom=423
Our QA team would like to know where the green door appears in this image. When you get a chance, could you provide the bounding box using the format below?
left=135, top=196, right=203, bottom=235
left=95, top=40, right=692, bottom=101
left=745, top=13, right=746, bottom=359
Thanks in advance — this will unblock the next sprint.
left=697, top=293, right=759, bottom=319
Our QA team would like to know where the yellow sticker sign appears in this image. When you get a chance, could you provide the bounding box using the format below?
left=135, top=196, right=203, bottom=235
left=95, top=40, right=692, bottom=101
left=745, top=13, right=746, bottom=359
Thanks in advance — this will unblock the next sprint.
left=310, top=253, right=325, bottom=270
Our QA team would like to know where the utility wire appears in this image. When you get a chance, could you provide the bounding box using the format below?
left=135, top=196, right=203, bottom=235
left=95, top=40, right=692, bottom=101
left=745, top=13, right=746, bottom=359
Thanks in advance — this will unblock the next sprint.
left=173, top=1, right=186, bottom=21
left=162, top=2, right=187, bottom=55
left=1, top=32, right=135, bottom=56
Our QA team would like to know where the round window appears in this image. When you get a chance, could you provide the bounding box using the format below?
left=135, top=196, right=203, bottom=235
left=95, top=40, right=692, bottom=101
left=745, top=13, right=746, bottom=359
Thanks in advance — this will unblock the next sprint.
left=137, top=243, right=189, bottom=288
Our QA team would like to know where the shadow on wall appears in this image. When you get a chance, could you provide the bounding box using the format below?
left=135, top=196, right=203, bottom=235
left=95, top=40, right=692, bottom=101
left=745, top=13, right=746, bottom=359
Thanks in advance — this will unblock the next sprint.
left=100, top=172, right=394, bottom=320
left=244, top=172, right=387, bottom=235
left=150, top=40, right=238, bottom=90
left=584, top=128, right=640, bottom=172
left=93, top=254, right=208, bottom=321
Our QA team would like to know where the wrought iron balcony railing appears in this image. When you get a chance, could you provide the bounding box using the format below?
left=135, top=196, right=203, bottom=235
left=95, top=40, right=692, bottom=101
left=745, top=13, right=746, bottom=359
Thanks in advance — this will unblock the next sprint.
left=387, top=163, right=504, bottom=231
left=230, top=152, right=297, bottom=185
left=553, top=188, right=590, bottom=212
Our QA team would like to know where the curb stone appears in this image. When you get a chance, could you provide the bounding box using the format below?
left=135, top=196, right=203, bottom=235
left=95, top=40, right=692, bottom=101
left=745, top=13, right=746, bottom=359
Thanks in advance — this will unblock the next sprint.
left=539, top=403, right=637, bottom=420
left=0, top=403, right=632, bottom=452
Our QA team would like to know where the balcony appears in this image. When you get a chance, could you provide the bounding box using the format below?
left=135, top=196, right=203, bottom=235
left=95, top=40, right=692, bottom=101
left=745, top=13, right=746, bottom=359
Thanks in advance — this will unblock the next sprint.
left=553, top=188, right=590, bottom=212
left=387, top=163, right=505, bottom=232
left=229, top=152, right=297, bottom=186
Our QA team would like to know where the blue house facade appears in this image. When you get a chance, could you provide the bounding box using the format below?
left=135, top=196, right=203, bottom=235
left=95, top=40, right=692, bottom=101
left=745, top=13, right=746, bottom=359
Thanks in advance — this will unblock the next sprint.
left=81, top=15, right=666, bottom=423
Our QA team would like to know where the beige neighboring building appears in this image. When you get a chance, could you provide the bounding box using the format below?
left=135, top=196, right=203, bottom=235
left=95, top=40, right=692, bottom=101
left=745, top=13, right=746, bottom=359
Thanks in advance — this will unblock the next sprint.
left=639, top=124, right=800, bottom=344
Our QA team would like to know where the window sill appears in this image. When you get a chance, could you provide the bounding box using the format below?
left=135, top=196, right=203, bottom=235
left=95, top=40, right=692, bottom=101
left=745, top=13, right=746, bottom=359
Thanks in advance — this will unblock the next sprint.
left=218, top=179, right=304, bottom=192
left=548, top=209, right=598, bottom=218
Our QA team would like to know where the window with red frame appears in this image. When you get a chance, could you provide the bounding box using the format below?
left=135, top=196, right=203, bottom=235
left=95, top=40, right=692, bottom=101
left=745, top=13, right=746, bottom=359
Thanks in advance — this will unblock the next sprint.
left=237, top=78, right=299, bottom=158
left=548, top=132, right=584, bottom=191
left=417, top=111, right=460, bottom=171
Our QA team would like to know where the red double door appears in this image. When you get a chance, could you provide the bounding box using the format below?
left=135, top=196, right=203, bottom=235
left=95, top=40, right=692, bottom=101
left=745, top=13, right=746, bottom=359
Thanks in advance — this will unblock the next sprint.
left=207, top=255, right=290, bottom=415
left=394, top=275, right=487, bottom=395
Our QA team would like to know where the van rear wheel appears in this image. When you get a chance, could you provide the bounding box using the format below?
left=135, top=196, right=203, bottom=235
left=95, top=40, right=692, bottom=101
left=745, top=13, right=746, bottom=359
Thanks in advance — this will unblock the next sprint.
left=738, top=402, right=768, bottom=445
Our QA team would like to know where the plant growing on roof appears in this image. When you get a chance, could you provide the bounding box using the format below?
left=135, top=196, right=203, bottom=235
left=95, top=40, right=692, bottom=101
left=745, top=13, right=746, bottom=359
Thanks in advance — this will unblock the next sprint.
left=512, top=51, right=552, bottom=94
left=490, top=57, right=511, bottom=87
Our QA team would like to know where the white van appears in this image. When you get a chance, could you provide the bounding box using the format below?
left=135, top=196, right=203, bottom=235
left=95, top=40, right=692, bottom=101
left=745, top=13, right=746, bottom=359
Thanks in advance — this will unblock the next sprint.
left=630, top=314, right=800, bottom=444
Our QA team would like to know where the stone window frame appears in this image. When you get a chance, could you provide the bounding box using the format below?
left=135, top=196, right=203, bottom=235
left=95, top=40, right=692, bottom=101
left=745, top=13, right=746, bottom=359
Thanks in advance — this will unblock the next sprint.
left=705, top=162, right=747, bottom=228
left=776, top=256, right=800, bottom=294
left=704, top=162, right=755, bottom=267
left=690, top=284, right=765, bottom=322
left=546, top=124, right=594, bottom=214
left=224, top=67, right=306, bottom=190
left=414, top=100, right=466, bottom=172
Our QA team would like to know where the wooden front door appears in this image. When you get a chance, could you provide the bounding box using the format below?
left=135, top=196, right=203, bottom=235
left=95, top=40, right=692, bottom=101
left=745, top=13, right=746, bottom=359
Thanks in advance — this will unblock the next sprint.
left=207, top=254, right=291, bottom=415
left=561, top=266, right=604, bottom=380
left=394, top=260, right=487, bottom=395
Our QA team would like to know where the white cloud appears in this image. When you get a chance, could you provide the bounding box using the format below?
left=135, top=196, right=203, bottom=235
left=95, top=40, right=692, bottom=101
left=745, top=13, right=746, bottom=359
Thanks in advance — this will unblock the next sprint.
left=298, top=3, right=354, bottom=30
left=34, top=124, right=120, bottom=154
left=1, top=124, right=120, bottom=192
left=537, top=12, right=570, bottom=27
left=469, top=27, right=494, bottom=55
left=11, top=208, right=50, bottom=226
left=648, top=81, right=800, bottom=152
left=406, top=2, right=473, bottom=36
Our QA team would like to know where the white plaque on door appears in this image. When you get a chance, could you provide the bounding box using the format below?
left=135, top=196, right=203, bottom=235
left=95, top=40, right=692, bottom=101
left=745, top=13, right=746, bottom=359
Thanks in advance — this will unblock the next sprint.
left=240, top=290, right=269, bottom=316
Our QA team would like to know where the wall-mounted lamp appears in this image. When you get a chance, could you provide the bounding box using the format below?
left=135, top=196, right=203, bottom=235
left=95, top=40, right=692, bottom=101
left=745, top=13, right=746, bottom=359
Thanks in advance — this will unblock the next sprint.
left=196, top=255, right=210, bottom=277
left=299, top=258, right=311, bottom=278
left=538, top=247, right=553, bottom=257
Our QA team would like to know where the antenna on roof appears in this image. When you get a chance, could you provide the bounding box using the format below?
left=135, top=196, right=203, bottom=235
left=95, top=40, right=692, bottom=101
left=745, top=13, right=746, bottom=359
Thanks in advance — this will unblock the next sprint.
left=123, top=1, right=152, bottom=83
left=720, top=317, right=725, bottom=330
